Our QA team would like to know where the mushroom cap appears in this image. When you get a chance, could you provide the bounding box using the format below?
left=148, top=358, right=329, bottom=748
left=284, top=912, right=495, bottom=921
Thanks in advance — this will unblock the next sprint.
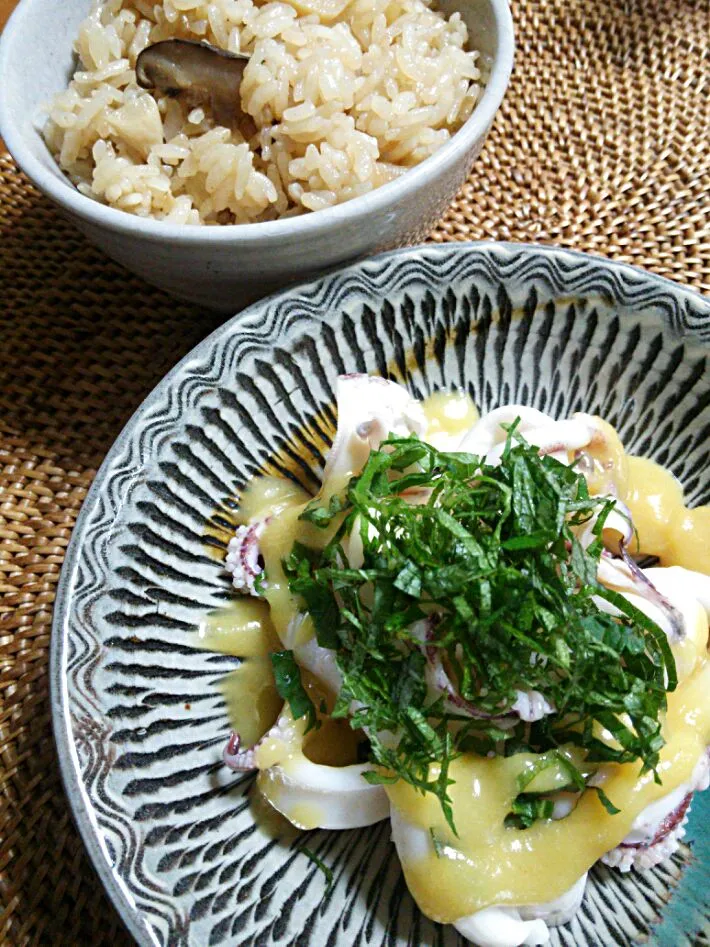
left=135, top=40, right=250, bottom=127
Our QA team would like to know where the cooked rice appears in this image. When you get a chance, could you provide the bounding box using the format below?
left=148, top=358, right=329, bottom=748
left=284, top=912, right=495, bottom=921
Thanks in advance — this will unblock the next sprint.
left=44, top=0, right=482, bottom=225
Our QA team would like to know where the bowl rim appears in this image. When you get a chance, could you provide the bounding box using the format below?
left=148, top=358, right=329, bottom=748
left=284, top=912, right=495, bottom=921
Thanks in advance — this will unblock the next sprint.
left=0, top=0, right=514, bottom=244
left=49, top=240, right=710, bottom=946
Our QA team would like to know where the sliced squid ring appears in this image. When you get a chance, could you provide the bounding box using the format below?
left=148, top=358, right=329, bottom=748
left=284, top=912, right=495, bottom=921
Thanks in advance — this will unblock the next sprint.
left=323, top=374, right=426, bottom=484
left=388, top=806, right=587, bottom=947
left=258, top=756, right=390, bottom=830
left=458, top=406, right=595, bottom=463
left=254, top=707, right=389, bottom=830
left=453, top=874, right=587, bottom=947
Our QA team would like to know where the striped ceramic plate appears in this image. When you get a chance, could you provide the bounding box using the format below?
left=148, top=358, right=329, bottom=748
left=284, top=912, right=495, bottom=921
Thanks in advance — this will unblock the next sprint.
left=52, top=243, right=710, bottom=946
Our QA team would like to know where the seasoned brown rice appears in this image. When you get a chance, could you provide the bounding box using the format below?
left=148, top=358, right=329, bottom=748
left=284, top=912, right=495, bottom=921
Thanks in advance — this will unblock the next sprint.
left=44, top=0, right=482, bottom=224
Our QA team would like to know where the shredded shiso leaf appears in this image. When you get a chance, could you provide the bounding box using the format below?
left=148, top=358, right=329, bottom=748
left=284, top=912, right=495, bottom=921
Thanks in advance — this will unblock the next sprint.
left=281, top=427, right=675, bottom=831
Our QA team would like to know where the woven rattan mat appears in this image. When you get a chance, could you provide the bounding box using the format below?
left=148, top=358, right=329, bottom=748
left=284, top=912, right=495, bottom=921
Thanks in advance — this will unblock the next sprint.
left=1, top=0, right=709, bottom=943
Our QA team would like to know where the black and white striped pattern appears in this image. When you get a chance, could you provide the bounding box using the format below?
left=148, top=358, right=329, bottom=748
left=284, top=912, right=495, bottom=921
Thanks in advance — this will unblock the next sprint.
left=52, top=243, right=710, bottom=946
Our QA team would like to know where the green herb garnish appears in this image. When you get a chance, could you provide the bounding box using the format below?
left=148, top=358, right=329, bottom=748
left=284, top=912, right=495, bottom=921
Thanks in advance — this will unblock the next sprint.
left=299, top=845, right=334, bottom=892
left=253, top=570, right=267, bottom=596
left=285, top=429, right=675, bottom=831
left=271, top=649, right=317, bottom=732
left=430, top=827, right=445, bottom=857
left=505, top=794, right=556, bottom=829
left=593, top=785, right=622, bottom=815
left=505, top=749, right=587, bottom=829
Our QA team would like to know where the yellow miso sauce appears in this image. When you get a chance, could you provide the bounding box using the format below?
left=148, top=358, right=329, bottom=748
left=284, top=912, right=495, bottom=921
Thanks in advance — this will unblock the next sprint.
left=202, top=474, right=352, bottom=763
left=422, top=390, right=480, bottom=440
left=251, top=478, right=333, bottom=645
left=303, top=716, right=363, bottom=766
left=248, top=782, right=302, bottom=841
left=254, top=675, right=363, bottom=830
left=624, top=457, right=710, bottom=574
left=578, top=418, right=709, bottom=576
left=386, top=605, right=710, bottom=921
left=199, top=475, right=314, bottom=745
left=199, top=600, right=284, bottom=748
left=202, top=393, right=476, bottom=764
left=205, top=390, right=710, bottom=915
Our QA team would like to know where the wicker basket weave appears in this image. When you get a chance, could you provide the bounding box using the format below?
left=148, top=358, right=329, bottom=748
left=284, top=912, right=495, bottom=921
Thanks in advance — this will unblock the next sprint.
left=1, top=0, right=708, bottom=942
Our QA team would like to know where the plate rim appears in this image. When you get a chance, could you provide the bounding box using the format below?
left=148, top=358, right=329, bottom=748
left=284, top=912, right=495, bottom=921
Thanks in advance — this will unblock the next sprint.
left=49, top=240, right=710, bottom=946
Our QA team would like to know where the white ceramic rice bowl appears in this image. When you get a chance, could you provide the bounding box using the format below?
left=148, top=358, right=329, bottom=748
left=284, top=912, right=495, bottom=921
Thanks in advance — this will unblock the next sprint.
left=0, top=0, right=514, bottom=310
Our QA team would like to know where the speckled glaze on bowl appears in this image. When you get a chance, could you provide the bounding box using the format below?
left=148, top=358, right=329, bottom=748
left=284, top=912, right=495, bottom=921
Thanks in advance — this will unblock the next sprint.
left=51, top=243, right=710, bottom=946
left=0, top=0, right=513, bottom=311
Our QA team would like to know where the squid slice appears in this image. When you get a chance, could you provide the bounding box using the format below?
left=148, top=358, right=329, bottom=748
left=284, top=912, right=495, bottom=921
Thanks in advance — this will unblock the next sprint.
left=255, top=707, right=389, bottom=830
left=223, top=730, right=257, bottom=772
left=484, top=419, right=595, bottom=467
left=576, top=497, right=633, bottom=554
left=322, top=374, right=426, bottom=485
left=389, top=806, right=586, bottom=947
left=258, top=756, right=390, bottom=831
left=602, top=748, right=710, bottom=872
left=602, top=808, right=690, bottom=874
left=458, top=406, right=595, bottom=465
left=294, top=631, right=344, bottom=696
left=413, top=618, right=555, bottom=723
left=571, top=413, right=628, bottom=496
left=593, top=532, right=688, bottom=650
left=453, top=874, right=587, bottom=947
left=283, top=612, right=343, bottom=696
left=510, top=689, right=556, bottom=723
left=458, top=406, right=550, bottom=455
left=596, top=563, right=709, bottom=680
left=663, top=566, right=710, bottom=615
left=225, top=519, right=268, bottom=595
